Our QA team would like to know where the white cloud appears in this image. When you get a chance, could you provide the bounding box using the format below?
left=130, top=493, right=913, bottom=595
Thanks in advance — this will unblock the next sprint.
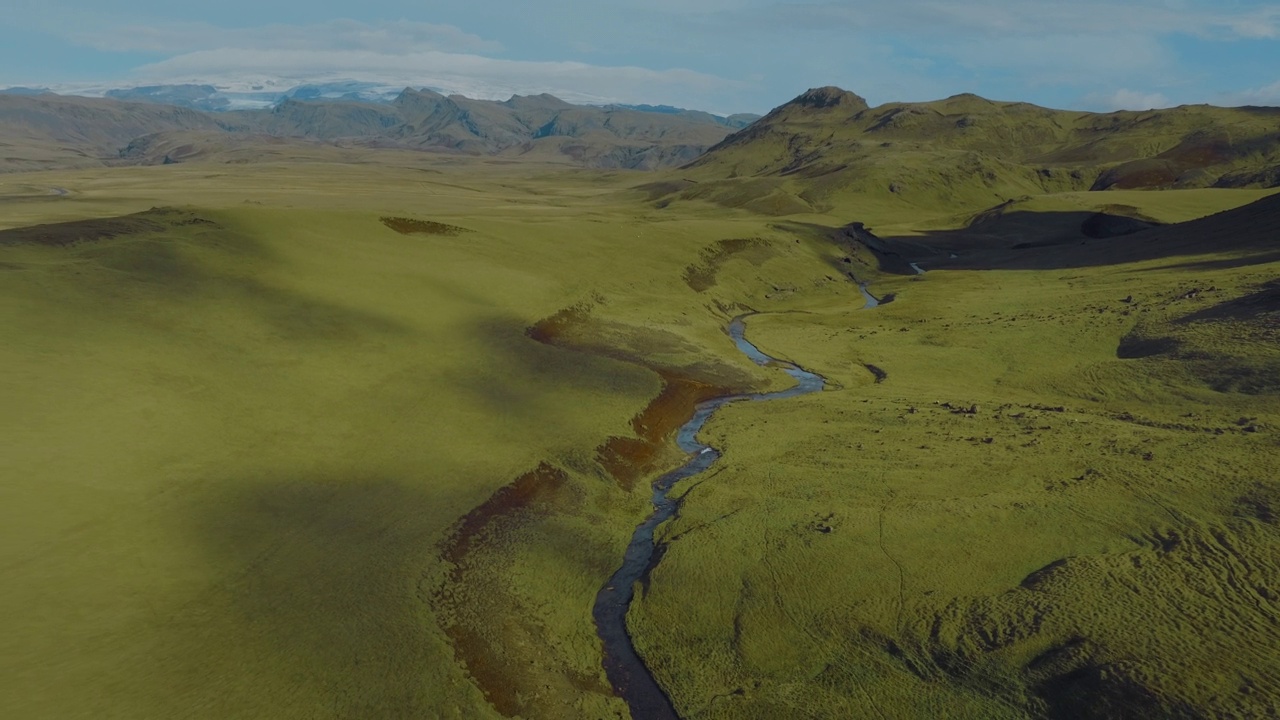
left=57, top=16, right=748, bottom=110
left=943, top=34, right=1172, bottom=85
left=1218, top=80, right=1280, bottom=106
left=1224, top=8, right=1280, bottom=39
left=73, top=19, right=503, bottom=55
left=1082, top=88, right=1173, bottom=111
left=12, top=2, right=1278, bottom=114
left=758, top=0, right=1280, bottom=41
left=687, top=1, right=1270, bottom=109
left=131, top=48, right=742, bottom=109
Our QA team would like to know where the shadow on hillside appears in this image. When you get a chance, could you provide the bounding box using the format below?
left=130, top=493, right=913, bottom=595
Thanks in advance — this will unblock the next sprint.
left=0, top=208, right=416, bottom=341
left=779, top=220, right=923, bottom=276
left=444, top=314, right=660, bottom=429
left=876, top=204, right=1278, bottom=271
left=183, top=475, right=468, bottom=717
left=1142, top=251, right=1280, bottom=273
left=782, top=208, right=1173, bottom=275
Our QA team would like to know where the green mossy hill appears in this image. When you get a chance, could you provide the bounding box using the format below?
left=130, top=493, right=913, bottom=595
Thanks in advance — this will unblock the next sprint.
left=659, top=87, right=1280, bottom=219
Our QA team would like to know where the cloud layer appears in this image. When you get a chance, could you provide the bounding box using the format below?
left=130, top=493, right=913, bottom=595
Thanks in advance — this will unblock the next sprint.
left=752, top=0, right=1280, bottom=39
left=74, top=19, right=503, bottom=55
left=133, top=48, right=738, bottom=108
left=4, top=1, right=1279, bottom=113
left=1222, top=80, right=1280, bottom=107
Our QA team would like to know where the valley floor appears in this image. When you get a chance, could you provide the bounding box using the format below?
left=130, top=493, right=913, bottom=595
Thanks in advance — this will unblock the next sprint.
left=0, top=157, right=1276, bottom=719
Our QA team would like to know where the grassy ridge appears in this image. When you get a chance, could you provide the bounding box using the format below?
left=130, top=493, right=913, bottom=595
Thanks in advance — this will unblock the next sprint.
left=646, top=87, right=1280, bottom=225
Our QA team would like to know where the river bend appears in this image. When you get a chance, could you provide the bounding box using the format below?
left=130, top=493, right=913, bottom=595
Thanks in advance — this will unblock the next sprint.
left=592, top=315, right=826, bottom=719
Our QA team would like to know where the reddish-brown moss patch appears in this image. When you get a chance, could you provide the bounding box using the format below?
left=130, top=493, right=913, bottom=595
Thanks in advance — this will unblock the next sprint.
left=380, top=216, right=470, bottom=236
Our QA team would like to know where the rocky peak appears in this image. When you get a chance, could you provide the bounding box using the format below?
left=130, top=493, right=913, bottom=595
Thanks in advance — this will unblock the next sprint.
left=788, top=86, right=870, bottom=111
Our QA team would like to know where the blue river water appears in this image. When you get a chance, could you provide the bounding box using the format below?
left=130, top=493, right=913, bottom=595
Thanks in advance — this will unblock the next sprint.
left=592, top=315, right=826, bottom=719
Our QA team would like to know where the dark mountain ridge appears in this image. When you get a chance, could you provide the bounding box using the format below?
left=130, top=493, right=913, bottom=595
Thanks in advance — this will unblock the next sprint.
left=0, top=88, right=748, bottom=171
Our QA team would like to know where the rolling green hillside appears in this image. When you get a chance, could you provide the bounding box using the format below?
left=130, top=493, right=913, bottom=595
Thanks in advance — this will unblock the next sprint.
left=650, top=86, right=1280, bottom=221
left=629, top=189, right=1280, bottom=719
left=1, top=91, right=1277, bottom=720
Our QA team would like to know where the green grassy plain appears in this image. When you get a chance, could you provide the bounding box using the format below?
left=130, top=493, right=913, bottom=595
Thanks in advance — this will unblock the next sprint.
left=1, top=153, right=1277, bottom=719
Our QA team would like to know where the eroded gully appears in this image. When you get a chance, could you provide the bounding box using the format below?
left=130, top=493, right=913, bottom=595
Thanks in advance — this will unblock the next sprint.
left=592, top=314, right=827, bottom=719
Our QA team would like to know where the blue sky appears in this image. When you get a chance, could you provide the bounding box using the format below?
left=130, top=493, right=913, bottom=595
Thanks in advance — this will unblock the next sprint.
left=2, top=0, right=1278, bottom=114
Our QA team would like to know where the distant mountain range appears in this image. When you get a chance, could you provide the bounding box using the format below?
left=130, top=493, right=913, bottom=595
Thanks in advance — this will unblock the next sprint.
left=0, top=86, right=763, bottom=172
left=648, top=86, right=1280, bottom=217
left=7, top=82, right=1280, bottom=199
left=1, top=81, right=759, bottom=123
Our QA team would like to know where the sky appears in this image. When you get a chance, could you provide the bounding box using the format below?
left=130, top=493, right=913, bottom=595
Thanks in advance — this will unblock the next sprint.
left=1, top=0, right=1278, bottom=115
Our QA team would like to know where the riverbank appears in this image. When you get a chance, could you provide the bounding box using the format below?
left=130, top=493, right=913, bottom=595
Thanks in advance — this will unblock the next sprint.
left=594, top=315, right=826, bottom=719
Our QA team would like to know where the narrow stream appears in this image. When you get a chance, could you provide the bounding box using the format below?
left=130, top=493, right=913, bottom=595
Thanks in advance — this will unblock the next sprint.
left=592, top=315, right=826, bottom=719
left=859, top=283, right=880, bottom=309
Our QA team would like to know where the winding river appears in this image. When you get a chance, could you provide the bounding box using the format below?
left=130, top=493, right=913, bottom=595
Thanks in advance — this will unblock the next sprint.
left=592, top=315, right=826, bottom=719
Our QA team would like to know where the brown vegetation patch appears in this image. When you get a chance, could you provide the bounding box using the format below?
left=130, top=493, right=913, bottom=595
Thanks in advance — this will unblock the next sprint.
left=1094, top=134, right=1241, bottom=190
left=1091, top=159, right=1181, bottom=190
left=441, top=462, right=570, bottom=569
left=597, top=370, right=726, bottom=490
left=529, top=297, right=740, bottom=377
left=0, top=207, right=213, bottom=247
left=1159, top=132, right=1235, bottom=167
left=436, top=301, right=746, bottom=714
left=437, top=462, right=610, bottom=717
left=527, top=299, right=595, bottom=345
left=380, top=216, right=470, bottom=236
left=530, top=299, right=741, bottom=489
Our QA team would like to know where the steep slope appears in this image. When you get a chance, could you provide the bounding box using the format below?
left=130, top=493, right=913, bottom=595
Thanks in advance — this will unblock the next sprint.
left=230, top=99, right=404, bottom=140
left=390, top=89, right=531, bottom=151
left=658, top=86, right=1280, bottom=219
